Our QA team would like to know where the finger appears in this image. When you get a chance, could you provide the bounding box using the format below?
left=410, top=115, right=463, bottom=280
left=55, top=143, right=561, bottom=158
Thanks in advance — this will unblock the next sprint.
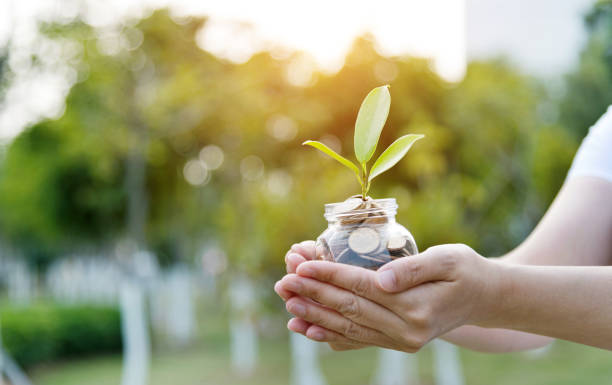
left=327, top=341, right=366, bottom=351
left=286, top=253, right=307, bottom=273
left=289, top=318, right=365, bottom=350
left=296, top=261, right=388, bottom=303
left=277, top=275, right=328, bottom=305
left=285, top=296, right=399, bottom=348
left=287, top=317, right=311, bottom=334
left=281, top=274, right=405, bottom=333
left=290, top=240, right=316, bottom=260
left=305, top=324, right=366, bottom=349
left=274, top=280, right=293, bottom=301
left=376, top=245, right=457, bottom=292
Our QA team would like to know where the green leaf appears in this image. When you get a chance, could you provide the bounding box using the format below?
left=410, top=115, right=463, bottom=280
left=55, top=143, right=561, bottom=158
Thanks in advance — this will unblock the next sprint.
left=302, top=140, right=363, bottom=186
left=368, top=134, right=424, bottom=183
left=354, top=85, right=391, bottom=163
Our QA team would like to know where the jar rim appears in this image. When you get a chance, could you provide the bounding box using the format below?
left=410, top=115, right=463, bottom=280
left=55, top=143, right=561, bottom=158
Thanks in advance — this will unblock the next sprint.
left=324, top=197, right=397, bottom=220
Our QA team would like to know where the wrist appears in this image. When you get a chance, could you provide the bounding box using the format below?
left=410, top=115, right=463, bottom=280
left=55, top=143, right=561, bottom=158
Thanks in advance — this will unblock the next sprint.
left=473, top=258, right=514, bottom=328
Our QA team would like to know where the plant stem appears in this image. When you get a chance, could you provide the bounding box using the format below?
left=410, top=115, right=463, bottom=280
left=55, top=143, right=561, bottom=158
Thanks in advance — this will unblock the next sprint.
left=361, top=163, right=369, bottom=199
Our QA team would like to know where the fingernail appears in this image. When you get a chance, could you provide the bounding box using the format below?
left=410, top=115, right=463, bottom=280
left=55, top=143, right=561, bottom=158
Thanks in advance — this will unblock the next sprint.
left=311, top=331, right=325, bottom=341
left=287, top=318, right=305, bottom=333
left=378, top=269, right=396, bottom=291
left=287, top=302, right=306, bottom=317
left=274, top=282, right=289, bottom=300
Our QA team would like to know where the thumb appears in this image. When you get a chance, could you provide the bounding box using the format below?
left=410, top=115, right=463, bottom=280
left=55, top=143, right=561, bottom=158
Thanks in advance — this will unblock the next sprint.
left=376, top=245, right=456, bottom=292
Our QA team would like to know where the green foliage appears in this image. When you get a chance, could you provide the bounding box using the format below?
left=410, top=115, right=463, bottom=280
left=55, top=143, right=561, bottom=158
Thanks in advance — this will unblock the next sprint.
left=1, top=304, right=121, bottom=368
left=0, top=120, right=125, bottom=266
left=304, top=85, right=423, bottom=199
left=354, top=85, right=391, bottom=164
left=560, top=0, right=612, bottom=138
left=369, top=134, right=424, bottom=183
left=302, top=140, right=362, bottom=186
left=0, top=4, right=603, bottom=275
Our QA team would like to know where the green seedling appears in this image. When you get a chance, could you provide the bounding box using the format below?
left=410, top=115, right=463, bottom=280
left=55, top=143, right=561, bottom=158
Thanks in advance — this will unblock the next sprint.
left=303, top=85, right=424, bottom=199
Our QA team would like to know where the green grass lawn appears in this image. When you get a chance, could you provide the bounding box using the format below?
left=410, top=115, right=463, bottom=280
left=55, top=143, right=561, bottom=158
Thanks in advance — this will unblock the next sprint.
left=30, top=337, right=612, bottom=385
left=28, top=299, right=612, bottom=385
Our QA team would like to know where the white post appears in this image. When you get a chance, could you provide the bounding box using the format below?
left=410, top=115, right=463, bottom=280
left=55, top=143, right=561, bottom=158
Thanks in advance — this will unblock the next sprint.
left=8, top=261, right=31, bottom=305
left=290, top=333, right=326, bottom=385
left=432, top=339, right=464, bottom=385
left=120, top=279, right=150, bottom=385
left=166, top=266, right=195, bottom=345
left=372, top=348, right=418, bottom=385
left=229, top=276, right=258, bottom=377
left=229, top=317, right=258, bottom=377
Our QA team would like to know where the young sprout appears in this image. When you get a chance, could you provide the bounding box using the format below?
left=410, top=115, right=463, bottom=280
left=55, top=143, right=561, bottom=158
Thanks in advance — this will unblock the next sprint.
left=303, top=85, right=424, bottom=199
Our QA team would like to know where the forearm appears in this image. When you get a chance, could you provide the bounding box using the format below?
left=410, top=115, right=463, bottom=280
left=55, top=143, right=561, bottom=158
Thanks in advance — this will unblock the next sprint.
left=483, top=263, right=612, bottom=350
left=438, top=253, right=554, bottom=353
left=441, top=326, right=552, bottom=353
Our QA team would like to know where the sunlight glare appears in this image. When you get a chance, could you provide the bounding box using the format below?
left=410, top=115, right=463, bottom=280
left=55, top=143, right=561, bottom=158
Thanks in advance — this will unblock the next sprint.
left=179, top=0, right=466, bottom=81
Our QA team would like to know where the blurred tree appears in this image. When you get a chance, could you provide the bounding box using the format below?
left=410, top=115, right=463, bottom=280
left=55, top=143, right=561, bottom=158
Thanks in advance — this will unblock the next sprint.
left=0, top=50, right=8, bottom=100
left=560, top=0, right=612, bottom=138
left=0, top=6, right=592, bottom=276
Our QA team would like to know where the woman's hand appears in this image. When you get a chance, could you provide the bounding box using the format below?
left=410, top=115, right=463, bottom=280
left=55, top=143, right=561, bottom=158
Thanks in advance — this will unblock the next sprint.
left=275, top=243, right=503, bottom=352
left=276, top=241, right=370, bottom=351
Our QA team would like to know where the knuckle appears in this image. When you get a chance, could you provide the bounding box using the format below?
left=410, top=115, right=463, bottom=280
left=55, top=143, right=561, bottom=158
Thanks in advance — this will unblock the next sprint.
left=429, top=245, right=460, bottom=275
left=300, top=240, right=316, bottom=258
left=350, top=275, right=370, bottom=297
left=400, top=331, right=427, bottom=352
left=454, top=243, right=473, bottom=256
left=409, top=306, right=433, bottom=329
left=410, top=341, right=425, bottom=352
left=342, top=321, right=364, bottom=340
left=454, top=243, right=477, bottom=268
left=305, top=310, right=326, bottom=326
left=412, top=333, right=430, bottom=350
left=304, top=310, right=335, bottom=331
left=430, top=244, right=456, bottom=260
left=440, top=254, right=458, bottom=275
left=337, top=295, right=360, bottom=318
left=315, top=264, right=335, bottom=282
left=301, top=282, right=322, bottom=300
left=404, top=261, right=423, bottom=285
left=326, top=267, right=339, bottom=283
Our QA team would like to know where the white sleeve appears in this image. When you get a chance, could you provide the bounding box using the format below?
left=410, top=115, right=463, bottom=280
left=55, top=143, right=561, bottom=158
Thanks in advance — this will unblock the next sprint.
left=567, top=105, right=612, bottom=182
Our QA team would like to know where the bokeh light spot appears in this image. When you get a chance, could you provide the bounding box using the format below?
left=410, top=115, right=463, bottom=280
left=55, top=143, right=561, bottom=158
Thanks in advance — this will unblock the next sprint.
left=267, top=169, right=293, bottom=197
left=266, top=115, right=298, bottom=142
left=285, top=55, right=316, bottom=87
left=199, top=145, right=224, bottom=170
left=240, top=155, right=264, bottom=182
left=319, top=134, right=342, bottom=155
left=374, top=60, right=399, bottom=83
left=183, top=159, right=210, bottom=186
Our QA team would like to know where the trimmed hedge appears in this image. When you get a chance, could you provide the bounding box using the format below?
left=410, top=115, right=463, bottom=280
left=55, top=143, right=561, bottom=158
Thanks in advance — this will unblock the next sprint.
left=1, top=304, right=122, bottom=368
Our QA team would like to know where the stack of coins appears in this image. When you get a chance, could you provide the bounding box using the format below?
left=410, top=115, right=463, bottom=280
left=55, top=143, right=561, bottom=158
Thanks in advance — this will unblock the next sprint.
left=318, top=196, right=416, bottom=270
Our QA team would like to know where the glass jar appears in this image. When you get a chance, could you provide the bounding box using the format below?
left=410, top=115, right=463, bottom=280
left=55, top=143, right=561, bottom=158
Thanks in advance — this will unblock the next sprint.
left=315, top=197, right=418, bottom=270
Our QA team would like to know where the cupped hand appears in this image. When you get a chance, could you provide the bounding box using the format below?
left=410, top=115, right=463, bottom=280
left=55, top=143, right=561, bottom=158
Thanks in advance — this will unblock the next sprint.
left=275, top=243, right=502, bottom=352
left=276, top=241, right=370, bottom=351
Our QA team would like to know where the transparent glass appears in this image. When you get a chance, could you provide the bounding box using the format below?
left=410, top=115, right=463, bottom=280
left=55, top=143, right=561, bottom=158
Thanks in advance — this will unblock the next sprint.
left=315, top=197, right=418, bottom=270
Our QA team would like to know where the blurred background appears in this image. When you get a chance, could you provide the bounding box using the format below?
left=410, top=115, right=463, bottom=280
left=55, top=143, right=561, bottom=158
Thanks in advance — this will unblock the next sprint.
left=0, top=0, right=610, bottom=384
